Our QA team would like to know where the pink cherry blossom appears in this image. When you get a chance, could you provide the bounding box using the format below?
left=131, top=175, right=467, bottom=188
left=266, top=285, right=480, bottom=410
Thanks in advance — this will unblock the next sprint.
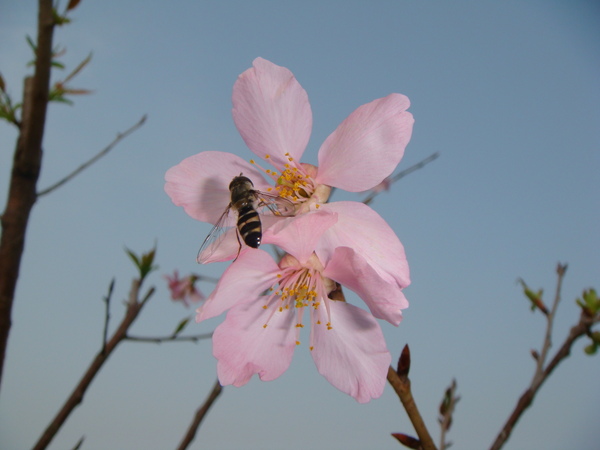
left=197, top=211, right=407, bottom=402
left=166, top=58, right=413, bottom=401
left=232, top=57, right=414, bottom=197
left=164, top=271, right=204, bottom=307
left=164, top=57, right=414, bottom=263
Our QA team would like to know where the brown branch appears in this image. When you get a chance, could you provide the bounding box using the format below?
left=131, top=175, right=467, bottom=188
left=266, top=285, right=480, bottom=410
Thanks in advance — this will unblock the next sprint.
left=438, top=379, right=459, bottom=450
left=363, top=152, right=439, bottom=205
left=124, top=332, right=213, bottom=344
left=0, top=0, right=55, bottom=393
left=176, top=379, right=223, bottom=450
left=37, top=114, right=147, bottom=197
left=489, top=265, right=596, bottom=450
left=489, top=311, right=595, bottom=450
left=32, top=279, right=155, bottom=450
left=388, top=365, right=437, bottom=450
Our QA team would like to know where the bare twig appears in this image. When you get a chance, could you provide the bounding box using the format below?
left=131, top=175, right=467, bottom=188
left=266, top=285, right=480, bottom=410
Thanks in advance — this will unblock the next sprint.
left=101, top=278, right=115, bottom=354
left=37, top=114, right=147, bottom=197
left=124, top=332, right=213, bottom=344
left=388, top=346, right=437, bottom=450
left=32, top=279, right=155, bottom=450
left=363, top=152, right=439, bottom=205
left=489, top=264, right=598, bottom=450
left=177, top=379, right=223, bottom=450
left=438, top=379, right=459, bottom=450
left=532, top=264, right=566, bottom=383
left=70, top=435, right=85, bottom=450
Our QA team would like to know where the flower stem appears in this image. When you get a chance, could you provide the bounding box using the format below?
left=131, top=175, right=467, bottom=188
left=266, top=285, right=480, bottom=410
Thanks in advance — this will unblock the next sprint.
left=387, top=366, right=437, bottom=450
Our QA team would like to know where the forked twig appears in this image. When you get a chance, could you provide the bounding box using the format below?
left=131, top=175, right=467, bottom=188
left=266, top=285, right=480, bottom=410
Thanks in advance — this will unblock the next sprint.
left=32, top=279, right=155, bottom=450
left=489, top=264, right=599, bottom=450
left=388, top=346, right=437, bottom=450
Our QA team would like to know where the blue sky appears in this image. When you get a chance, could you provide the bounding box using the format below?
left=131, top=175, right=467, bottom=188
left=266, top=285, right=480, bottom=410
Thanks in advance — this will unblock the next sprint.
left=1, top=1, right=599, bottom=449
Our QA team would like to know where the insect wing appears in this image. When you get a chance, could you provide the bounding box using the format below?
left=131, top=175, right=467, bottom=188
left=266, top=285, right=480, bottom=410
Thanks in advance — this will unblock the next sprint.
left=254, top=191, right=296, bottom=217
left=197, top=205, right=234, bottom=264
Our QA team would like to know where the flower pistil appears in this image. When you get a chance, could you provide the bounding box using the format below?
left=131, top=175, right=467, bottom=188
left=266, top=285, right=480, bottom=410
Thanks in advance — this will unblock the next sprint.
left=261, top=253, right=337, bottom=349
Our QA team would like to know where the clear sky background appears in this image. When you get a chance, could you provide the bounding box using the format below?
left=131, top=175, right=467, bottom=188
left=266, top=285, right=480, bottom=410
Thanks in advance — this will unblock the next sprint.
left=0, top=1, right=598, bottom=449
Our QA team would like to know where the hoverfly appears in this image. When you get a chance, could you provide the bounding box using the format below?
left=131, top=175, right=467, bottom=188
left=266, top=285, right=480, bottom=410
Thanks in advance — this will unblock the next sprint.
left=197, top=174, right=296, bottom=263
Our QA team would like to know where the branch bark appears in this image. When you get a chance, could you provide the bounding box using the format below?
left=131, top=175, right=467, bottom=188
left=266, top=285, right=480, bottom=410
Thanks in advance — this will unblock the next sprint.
left=177, top=379, right=223, bottom=450
left=0, top=0, right=55, bottom=394
left=388, top=366, right=437, bottom=450
left=488, top=311, right=596, bottom=450
left=489, top=265, right=597, bottom=450
left=32, top=280, right=154, bottom=450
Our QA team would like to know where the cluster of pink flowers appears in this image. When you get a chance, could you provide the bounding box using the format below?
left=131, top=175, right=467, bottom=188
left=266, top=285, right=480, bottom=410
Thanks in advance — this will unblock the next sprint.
left=165, top=57, right=413, bottom=403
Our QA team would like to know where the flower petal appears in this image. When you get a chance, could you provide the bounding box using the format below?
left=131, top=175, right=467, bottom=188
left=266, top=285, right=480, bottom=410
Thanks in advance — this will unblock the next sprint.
left=311, top=300, right=391, bottom=403
left=316, top=201, right=410, bottom=288
left=263, top=210, right=338, bottom=264
left=196, top=249, right=279, bottom=321
left=232, top=58, right=312, bottom=170
left=165, top=151, right=267, bottom=224
left=213, top=296, right=297, bottom=386
left=316, top=93, right=414, bottom=192
left=323, top=247, right=408, bottom=326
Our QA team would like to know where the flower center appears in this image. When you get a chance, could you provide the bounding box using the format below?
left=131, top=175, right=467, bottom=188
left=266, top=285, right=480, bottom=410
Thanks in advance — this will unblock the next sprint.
left=261, top=255, right=336, bottom=348
left=250, top=155, right=330, bottom=210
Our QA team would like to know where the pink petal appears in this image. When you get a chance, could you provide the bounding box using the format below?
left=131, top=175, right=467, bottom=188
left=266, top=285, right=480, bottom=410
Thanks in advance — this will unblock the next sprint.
left=323, top=247, right=408, bottom=326
left=164, top=151, right=267, bottom=224
left=196, top=249, right=279, bottom=321
left=213, top=296, right=297, bottom=386
left=316, top=201, right=410, bottom=288
left=316, top=93, right=414, bottom=192
left=311, top=300, right=391, bottom=403
left=263, top=210, right=338, bottom=264
left=232, top=58, right=312, bottom=170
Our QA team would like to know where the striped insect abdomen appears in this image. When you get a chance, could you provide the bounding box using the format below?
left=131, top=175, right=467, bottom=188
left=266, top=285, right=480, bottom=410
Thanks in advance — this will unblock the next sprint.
left=237, top=203, right=261, bottom=248
left=229, top=176, right=262, bottom=249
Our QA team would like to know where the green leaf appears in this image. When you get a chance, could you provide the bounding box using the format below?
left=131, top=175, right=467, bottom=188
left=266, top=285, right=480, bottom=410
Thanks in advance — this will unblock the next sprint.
left=518, top=278, right=548, bottom=314
left=584, top=342, right=598, bottom=355
left=26, top=35, right=36, bottom=52
left=173, top=317, right=191, bottom=337
left=125, top=248, right=141, bottom=270
left=126, top=246, right=158, bottom=281
left=576, top=288, right=599, bottom=314
left=62, top=52, right=93, bottom=84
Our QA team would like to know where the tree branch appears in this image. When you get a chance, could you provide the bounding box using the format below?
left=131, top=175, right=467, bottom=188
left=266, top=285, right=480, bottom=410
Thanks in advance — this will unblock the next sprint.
left=363, top=152, right=439, bottom=205
left=37, top=114, right=147, bottom=197
left=124, top=332, right=213, bottom=344
left=388, top=364, right=437, bottom=450
left=32, top=279, right=155, bottom=450
left=176, top=379, right=223, bottom=450
left=0, top=0, right=55, bottom=393
left=489, top=265, right=597, bottom=450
